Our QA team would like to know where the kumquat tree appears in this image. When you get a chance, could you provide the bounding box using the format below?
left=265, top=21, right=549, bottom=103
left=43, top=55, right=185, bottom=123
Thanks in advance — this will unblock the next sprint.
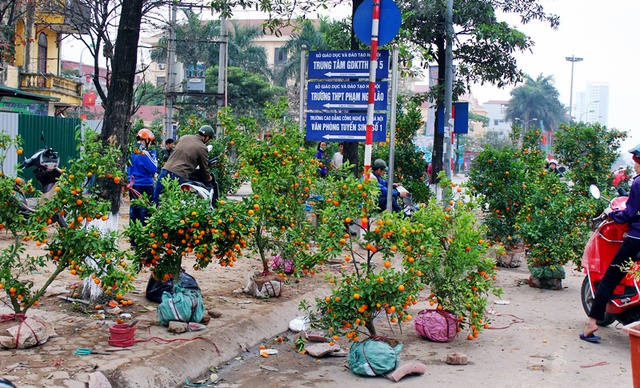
left=227, top=99, right=319, bottom=276
left=300, top=171, right=501, bottom=341
left=127, top=178, right=251, bottom=284
left=0, top=129, right=134, bottom=315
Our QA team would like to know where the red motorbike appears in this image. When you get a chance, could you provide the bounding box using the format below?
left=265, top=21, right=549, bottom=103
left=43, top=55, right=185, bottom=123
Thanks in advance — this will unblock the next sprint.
left=581, top=185, right=640, bottom=326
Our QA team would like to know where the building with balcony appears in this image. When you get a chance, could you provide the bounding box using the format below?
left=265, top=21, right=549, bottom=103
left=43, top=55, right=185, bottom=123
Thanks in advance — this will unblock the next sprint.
left=0, top=0, right=87, bottom=116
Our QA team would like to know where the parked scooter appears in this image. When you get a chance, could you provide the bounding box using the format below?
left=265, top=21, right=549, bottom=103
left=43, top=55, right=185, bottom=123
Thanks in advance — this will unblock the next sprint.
left=15, top=134, right=66, bottom=227
left=179, top=150, right=219, bottom=209
left=581, top=184, right=640, bottom=326
left=395, top=185, right=420, bottom=218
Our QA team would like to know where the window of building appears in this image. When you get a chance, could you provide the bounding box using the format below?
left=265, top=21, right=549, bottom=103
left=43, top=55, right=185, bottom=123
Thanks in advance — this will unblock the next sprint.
left=275, top=47, right=287, bottom=67
left=156, top=76, right=166, bottom=87
left=37, top=33, right=47, bottom=74
left=494, top=119, right=499, bottom=126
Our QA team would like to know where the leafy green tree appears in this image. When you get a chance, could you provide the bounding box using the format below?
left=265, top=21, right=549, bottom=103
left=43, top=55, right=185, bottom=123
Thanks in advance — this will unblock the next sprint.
left=205, top=66, right=286, bottom=121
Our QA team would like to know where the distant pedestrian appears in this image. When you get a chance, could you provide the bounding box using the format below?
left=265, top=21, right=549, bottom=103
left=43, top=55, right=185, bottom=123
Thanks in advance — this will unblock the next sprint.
left=315, top=141, right=328, bottom=178
left=331, top=142, right=344, bottom=170
left=612, top=166, right=630, bottom=188
left=161, top=138, right=175, bottom=163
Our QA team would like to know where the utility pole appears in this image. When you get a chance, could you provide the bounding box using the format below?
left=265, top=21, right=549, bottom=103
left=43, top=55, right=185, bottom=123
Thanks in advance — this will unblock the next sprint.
left=443, top=0, right=454, bottom=179
left=164, top=4, right=177, bottom=140
left=216, top=16, right=228, bottom=136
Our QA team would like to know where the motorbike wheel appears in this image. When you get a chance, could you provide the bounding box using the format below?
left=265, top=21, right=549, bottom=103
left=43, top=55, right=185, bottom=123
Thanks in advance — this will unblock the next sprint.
left=581, top=277, right=616, bottom=326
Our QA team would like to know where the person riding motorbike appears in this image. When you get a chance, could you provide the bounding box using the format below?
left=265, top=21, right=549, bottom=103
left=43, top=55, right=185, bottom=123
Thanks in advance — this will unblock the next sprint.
left=582, top=143, right=640, bottom=342
left=152, top=125, right=214, bottom=204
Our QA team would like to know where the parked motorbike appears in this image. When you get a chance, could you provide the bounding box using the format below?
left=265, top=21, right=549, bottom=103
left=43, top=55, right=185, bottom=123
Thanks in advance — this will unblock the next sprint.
left=179, top=151, right=219, bottom=209
left=14, top=134, right=66, bottom=227
left=581, top=184, right=640, bottom=326
left=395, top=185, right=420, bottom=218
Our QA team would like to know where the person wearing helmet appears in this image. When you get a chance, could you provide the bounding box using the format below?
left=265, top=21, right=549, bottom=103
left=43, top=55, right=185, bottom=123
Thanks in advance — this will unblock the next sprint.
left=152, top=125, right=214, bottom=203
left=370, top=158, right=408, bottom=213
left=128, top=129, right=158, bottom=235
left=582, top=142, right=640, bottom=342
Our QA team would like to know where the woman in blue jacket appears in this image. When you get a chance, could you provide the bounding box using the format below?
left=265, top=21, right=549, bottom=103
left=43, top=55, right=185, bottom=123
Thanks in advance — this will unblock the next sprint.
left=128, top=129, right=158, bottom=230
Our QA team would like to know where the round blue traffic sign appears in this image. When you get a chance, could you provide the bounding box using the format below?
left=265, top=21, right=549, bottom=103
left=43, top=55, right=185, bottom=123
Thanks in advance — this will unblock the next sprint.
left=353, top=0, right=402, bottom=46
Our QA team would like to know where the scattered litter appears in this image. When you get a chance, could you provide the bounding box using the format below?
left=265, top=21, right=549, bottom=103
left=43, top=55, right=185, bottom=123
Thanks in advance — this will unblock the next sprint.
left=188, top=323, right=207, bottom=332
left=259, top=349, right=278, bottom=356
left=120, top=313, right=132, bottom=319
left=494, top=300, right=510, bottom=305
left=289, top=316, right=310, bottom=332
left=580, top=361, right=610, bottom=368
left=260, top=365, right=279, bottom=372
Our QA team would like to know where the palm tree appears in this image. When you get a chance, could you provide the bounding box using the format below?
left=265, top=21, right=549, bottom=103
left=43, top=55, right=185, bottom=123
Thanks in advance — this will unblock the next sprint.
left=227, top=21, right=269, bottom=75
left=273, top=18, right=333, bottom=87
left=506, top=74, right=566, bottom=133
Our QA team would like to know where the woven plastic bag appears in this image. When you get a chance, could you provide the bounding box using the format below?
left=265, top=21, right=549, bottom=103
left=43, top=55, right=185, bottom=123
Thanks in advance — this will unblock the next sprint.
left=414, top=309, right=458, bottom=342
left=157, top=284, right=204, bottom=326
left=347, top=337, right=402, bottom=376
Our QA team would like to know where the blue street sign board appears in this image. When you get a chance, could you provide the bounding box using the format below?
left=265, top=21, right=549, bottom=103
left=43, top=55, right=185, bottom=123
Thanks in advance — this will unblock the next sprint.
left=353, top=0, right=402, bottom=46
left=308, top=50, right=389, bottom=79
left=307, top=81, right=388, bottom=110
left=306, top=113, right=387, bottom=142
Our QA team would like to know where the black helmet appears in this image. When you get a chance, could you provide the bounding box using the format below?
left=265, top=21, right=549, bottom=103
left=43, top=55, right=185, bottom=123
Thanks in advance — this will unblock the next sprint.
left=372, top=159, right=388, bottom=171
left=198, top=125, right=215, bottom=138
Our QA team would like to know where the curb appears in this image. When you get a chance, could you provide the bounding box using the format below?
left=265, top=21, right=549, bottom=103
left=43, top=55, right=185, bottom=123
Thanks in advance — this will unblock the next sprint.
left=107, top=287, right=321, bottom=387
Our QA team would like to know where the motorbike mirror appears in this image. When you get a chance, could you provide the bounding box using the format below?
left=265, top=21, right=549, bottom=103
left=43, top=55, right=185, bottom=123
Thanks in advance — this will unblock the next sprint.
left=40, top=132, right=47, bottom=147
left=558, top=166, right=566, bottom=173
left=589, top=184, right=601, bottom=200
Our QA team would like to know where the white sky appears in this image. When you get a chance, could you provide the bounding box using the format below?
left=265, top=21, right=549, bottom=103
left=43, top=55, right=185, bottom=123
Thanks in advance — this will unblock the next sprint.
left=470, top=0, right=640, bottom=146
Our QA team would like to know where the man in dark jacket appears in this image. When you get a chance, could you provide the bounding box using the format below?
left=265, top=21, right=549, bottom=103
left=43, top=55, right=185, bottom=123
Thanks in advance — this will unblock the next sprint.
left=152, top=125, right=214, bottom=203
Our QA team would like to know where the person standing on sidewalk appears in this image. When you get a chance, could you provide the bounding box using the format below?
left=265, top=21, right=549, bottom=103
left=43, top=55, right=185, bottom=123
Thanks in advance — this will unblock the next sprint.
left=331, top=142, right=344, bottom=170
left=152, top=125, right=214, bottom=203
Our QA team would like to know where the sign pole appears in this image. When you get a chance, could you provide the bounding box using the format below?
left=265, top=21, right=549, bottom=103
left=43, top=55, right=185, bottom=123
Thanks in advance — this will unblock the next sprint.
left=363, top=0, right=381, bottom=182
left=299, top=45, right=307, bottom=133
left=385, top=46, right=398, bottom=212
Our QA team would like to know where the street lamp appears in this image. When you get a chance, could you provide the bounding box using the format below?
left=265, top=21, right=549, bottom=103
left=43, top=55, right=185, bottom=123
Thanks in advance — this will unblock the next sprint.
left=514, top=117, right=538, bottom=130
left=581, top=100, right=599, bottom=123
left=566, top=55, right=583, bottom=122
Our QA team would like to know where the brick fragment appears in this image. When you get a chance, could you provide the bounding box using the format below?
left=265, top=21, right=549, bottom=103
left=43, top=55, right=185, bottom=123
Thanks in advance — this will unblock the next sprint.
left=385, top=362, right=427, bottom=382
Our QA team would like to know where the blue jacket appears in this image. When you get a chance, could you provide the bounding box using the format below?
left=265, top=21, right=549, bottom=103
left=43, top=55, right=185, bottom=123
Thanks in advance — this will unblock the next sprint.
left=128, top=144, right=157, bottom=187
left=610, top=174, right=640, bottom=238
left=371, top=172, right=401, bottom=211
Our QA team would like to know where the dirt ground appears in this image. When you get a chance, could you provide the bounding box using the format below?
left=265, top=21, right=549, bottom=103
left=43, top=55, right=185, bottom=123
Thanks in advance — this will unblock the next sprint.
left=0, top=194, right=637, bottom=388
left=206, top=264, right=635, bottom=388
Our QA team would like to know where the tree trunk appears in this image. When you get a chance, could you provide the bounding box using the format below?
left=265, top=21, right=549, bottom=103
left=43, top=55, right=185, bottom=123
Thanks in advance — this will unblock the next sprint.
left=99, top=0, right=145, bottom=213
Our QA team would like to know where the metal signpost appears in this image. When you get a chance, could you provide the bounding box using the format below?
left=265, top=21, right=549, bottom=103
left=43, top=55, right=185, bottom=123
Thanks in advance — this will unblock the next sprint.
left=306, top=81, right=388, bottom=110
left=305, top=113, right=387, bottom=142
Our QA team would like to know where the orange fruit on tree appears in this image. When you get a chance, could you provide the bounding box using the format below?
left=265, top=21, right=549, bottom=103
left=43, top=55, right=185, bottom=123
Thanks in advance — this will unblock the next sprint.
left=384, top=261, right=392, bottom=268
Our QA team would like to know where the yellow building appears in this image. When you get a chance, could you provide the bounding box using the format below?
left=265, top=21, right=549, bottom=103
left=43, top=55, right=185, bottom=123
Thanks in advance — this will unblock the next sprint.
left=1, top=0, right=85, bottom=116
